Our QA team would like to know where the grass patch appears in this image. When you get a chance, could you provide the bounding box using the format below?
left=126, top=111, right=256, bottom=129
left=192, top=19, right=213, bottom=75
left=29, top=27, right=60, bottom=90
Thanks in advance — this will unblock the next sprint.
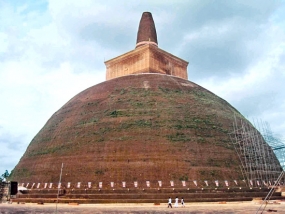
left=167, top=132, right=191, bottom=142
left=179, top=175, right=189, bottom=181
left=135, top=120, right=152, bottom=127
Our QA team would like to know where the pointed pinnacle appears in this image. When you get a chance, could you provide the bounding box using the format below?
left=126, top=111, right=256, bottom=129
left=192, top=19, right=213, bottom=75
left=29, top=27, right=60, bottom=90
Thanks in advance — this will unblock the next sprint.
left=136, top=12, right=158, bottom=48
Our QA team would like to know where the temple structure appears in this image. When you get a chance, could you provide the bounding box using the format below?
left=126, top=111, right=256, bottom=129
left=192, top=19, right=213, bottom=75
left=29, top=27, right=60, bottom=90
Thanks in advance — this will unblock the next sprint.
left=105, top=12, right=188, bottom=80
left=10, top=12, right=282, bottom=194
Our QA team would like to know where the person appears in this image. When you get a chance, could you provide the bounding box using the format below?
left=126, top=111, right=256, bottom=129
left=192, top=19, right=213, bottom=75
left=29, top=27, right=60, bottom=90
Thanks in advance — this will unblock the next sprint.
left=174, top=196, right=179, bottom=207
left=181, top=197, right=185, bottom=207
left=167, top=197, right=172, bottom=208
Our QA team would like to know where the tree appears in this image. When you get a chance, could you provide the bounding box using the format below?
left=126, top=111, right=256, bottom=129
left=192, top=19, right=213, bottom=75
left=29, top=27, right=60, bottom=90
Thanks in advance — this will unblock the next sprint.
left=0, top=170, right=10, bottom=182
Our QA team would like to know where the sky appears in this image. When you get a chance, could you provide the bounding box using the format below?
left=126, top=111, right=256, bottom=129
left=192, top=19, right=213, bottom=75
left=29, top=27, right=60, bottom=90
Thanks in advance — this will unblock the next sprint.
left=0, top=0, right=285, bottom=175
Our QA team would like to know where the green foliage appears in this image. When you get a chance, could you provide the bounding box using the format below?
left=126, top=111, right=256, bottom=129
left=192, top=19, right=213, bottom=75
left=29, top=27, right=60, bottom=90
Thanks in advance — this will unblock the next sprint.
left=174, top=124, right=183, bottom=129
left=0, top=170, right=10, bottom=181
left=174, top=89, right=182, bottom=94
left=199, top=169, right=218, bottom=179
left=12, top=168, right=31, bottom=179
left=95, top=169, right=104, bottom=175
left=27, top=143, right=73, bottom=157
left=110, top=110, right=119, bottom=117
left=210, top=170, right=216, bottom=176
left=207, top=158, right=221, bottom=167
left=120, top=89, right=126, bottom=95
left=197, top=137, right=206, bottom=143
left=179, top=175, right=188, bottom=181
left=225, top=160, right=231, bottom=167
left=86, top=101, right=99, bottom=107
left=96, top=137, right=105, bottom=142
left=109, top=110, right=126, bottom=117
left=135, top=119, right=152, bottom=127
left=134, top=102, right=143, bottom=107
left=167, top=132, right=190, bottom=142
left=158, top=86, right=170, bottom=93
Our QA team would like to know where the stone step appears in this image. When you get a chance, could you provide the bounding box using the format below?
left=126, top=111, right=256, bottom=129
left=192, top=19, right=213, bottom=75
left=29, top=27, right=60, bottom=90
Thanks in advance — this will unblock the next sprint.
left=12, top=196, right=285, bottom=204
left=17, top=192, right=281, bottom=199
left=24, top=187, right=272, bottom=194
left=14, top=187, right=284, bottom=204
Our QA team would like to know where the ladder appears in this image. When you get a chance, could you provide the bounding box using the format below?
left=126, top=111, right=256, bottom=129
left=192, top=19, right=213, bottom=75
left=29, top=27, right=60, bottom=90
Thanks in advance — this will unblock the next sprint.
left=256, top=170, right=285, bottom=214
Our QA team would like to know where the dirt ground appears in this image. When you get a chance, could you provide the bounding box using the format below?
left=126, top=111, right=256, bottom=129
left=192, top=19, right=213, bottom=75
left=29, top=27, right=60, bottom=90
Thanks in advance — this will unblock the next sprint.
left=1, top=201, right=285, bottom=214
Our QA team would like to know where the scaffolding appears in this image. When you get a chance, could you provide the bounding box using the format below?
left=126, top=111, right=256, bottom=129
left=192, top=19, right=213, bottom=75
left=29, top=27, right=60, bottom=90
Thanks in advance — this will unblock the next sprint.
left=229, top=115, right=283, bottom=187
left=253, top=119, right=285, bottom=171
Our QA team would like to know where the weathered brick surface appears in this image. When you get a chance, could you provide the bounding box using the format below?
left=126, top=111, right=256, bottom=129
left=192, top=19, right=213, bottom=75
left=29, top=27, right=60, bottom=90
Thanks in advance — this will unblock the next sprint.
left=10, top=74, right=274, bottom=185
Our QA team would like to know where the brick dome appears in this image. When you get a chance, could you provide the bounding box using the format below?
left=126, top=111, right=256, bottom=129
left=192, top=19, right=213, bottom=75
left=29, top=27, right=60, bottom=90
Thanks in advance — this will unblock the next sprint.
left=10, top=12, right=282, bottom=187
left=11, top=73, right=272, bottom=184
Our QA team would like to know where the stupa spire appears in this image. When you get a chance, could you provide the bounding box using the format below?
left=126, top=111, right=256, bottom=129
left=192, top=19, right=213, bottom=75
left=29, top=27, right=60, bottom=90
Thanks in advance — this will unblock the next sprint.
left=136, top=12, right=158, bottom=48
left=105, top=12, right=188, bottom=81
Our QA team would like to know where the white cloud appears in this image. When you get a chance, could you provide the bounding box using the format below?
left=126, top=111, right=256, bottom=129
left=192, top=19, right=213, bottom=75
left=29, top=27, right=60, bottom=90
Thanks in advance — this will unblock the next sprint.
left=0, top=32, right=9, bottom=53
left=0, top=0, right=284, bottom=175
left=199, top=33, right=285, bottom=139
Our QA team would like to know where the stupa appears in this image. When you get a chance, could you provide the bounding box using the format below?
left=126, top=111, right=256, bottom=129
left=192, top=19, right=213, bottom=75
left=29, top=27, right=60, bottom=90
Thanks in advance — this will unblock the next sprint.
left=105, top=12, right=188, bottom=80
left=10, top=12, right=282, bottom=188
